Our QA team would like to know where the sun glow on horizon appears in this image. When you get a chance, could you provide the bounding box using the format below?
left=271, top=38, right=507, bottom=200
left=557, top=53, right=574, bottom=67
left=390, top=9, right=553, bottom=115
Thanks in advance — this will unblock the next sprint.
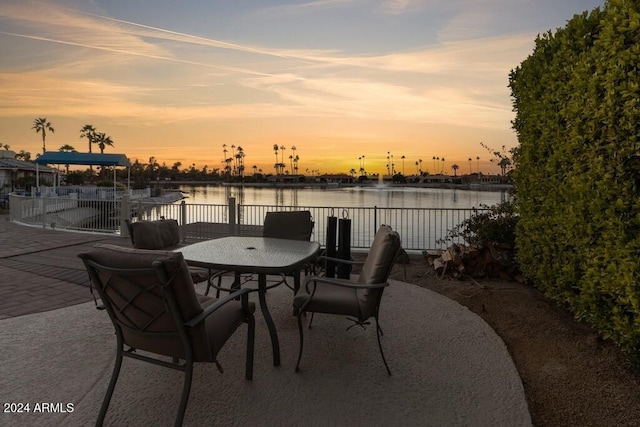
left=0, top=0, right=606, bottom=175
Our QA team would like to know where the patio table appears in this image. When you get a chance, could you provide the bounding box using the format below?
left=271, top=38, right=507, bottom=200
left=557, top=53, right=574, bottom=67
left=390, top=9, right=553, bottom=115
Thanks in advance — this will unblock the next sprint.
left=176, top=236, right=321, bottom=366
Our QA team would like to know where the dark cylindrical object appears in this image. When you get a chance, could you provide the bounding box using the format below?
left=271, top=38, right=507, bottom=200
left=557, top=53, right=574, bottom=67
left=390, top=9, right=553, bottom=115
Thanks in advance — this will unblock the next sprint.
left=325, top=216, right=337, bottom=278
left=337, top=218, right=351, bottom=279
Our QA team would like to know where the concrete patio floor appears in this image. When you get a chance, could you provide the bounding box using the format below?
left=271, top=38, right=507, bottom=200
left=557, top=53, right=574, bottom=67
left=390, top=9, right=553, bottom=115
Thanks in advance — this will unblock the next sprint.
left=0, top=215, right=531, bottom=426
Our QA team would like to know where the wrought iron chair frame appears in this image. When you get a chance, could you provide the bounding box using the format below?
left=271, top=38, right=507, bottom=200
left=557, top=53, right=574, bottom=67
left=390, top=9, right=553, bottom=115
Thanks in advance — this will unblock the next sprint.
left=79, top=254, right=255, bottom=427
left=293, top=226, right=401, bottom=376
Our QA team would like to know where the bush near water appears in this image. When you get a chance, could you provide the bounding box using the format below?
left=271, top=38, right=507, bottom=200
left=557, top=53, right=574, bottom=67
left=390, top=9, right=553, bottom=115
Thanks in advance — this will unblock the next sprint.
left=510, top=0, right=640, bottom=355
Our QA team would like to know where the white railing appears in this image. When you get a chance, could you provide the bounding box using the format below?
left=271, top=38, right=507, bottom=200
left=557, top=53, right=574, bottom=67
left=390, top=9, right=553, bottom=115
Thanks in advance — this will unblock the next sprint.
left=237, top=204, right=480, bottom=250
left=37, top=185, right=151, bottom=200
left=10, top=194, right=122, bottom=233
left=10, top=194, right=484, bottom=249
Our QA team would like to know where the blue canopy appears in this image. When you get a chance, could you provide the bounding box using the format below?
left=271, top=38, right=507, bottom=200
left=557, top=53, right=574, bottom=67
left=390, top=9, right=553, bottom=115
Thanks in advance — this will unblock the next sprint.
left=36, top=152, right=130, bottom=167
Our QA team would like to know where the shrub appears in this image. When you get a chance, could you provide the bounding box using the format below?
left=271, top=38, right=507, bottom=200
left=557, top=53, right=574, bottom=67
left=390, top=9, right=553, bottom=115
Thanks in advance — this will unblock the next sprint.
left=447, top=199, right=519, bottom=250
left=510, top=0, right=640, bottom=355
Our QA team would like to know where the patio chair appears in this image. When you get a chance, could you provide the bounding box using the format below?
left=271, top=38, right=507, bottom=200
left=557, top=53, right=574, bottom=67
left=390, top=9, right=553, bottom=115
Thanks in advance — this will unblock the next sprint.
left=125, top=218, right=222, bottom=288
left=293, top=225, right=401, bottom=375
left=78, top=244, right=255, bottom=427
left=263, top=210, right=315, bottom=291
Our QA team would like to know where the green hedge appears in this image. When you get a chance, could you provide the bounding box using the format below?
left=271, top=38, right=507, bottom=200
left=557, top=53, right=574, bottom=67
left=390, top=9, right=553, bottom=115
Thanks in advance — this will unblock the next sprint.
left=510, top=0, right=640, bottom=354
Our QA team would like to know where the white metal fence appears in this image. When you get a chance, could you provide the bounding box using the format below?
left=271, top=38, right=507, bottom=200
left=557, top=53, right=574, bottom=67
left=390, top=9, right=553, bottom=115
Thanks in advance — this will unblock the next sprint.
left=9, top=194, right=484, bottom=250
left=38, top=185, right=151, bottom=200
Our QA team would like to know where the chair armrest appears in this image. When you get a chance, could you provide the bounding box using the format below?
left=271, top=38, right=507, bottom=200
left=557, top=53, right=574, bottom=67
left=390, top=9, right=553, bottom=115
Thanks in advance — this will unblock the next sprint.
left=317, top=255, right=362, bottom=266
left=303, top=276, right=389, bottom=292
left=184, top=287, right=252, bottom=328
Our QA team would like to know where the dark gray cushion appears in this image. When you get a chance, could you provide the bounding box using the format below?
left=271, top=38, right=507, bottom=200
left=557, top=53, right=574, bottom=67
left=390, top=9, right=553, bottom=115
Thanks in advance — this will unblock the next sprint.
left=130, top=219, right=180, bottom=249
left=199, top=295, right=256, bottom=356
left=294, top=225, right=401, bottom=321
left=358, top=225, right=401, bottom=286
left=263, top=211, right=313, bottom=241
left=83, top=244, right=208, bottom=359
left=83, top=244, right=253, bottom=361
left=293, top=281, right=360, bottom=317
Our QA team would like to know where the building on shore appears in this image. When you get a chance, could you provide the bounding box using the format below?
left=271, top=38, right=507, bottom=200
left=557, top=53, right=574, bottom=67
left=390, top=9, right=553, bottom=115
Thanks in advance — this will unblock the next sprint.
left=0, top=150, right=58, bottom=198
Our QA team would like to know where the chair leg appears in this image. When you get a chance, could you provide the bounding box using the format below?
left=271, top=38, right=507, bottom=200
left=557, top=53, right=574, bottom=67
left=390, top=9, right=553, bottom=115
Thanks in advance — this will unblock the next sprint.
left=246, top=313, right=255, bottom=380
left=308, top=312, right=315, bottom=329
left=175, top=361, right=193, bottom=427
left=375, top=316, right=391, bottom=376
left=97, top=348, right=124, bottom=426
left=295, top=312, right=305, bottom=373
left=204, top=269, right=212, bottom=296
left=215, top=275, right=223, bottom=299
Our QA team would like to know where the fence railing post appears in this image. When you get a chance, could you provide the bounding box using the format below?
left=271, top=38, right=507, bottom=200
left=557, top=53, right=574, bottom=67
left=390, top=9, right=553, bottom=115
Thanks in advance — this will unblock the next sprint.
left=374, top=205, right=378, bottom=235
left=180, top=200, right=187, bottom=242
left=120, top=193, right=130, bottom=238
left=228, top=197, right=236, bottom=236
left=41, top=197, right=46, bottom=228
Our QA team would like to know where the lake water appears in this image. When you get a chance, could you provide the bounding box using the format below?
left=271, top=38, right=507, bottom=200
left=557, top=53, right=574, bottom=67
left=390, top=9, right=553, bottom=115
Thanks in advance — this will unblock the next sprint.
left=177, top=184, right=508, bottom=210
left=171, top=185, right=510, bottom=250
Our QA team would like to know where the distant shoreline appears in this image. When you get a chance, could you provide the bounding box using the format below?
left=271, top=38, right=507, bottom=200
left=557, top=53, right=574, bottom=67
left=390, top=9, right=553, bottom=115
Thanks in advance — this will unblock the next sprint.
left=157, top=180, right=513, bottom=193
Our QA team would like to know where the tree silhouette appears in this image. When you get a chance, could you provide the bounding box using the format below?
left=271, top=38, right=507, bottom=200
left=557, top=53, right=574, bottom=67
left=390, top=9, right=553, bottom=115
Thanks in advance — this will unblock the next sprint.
left=58, top=144, right=77, bottom=174
left=32, top=117, right=54, bottom=154
left=93, top=132, right=114, bottom=153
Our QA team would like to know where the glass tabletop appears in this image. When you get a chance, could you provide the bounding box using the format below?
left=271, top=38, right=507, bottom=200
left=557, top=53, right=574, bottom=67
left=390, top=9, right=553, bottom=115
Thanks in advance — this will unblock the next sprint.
left=176, top=236, right=321, bottom=274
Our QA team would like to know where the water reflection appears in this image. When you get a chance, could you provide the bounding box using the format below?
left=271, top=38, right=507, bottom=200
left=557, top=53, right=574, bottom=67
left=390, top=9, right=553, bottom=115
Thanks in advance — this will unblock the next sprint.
left=177, top=185, right=507, bottom=210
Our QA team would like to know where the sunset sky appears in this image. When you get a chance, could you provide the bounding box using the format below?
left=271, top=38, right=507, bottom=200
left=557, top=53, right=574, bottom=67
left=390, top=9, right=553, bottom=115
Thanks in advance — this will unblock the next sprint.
left=0, top=0, right=605, bottom=176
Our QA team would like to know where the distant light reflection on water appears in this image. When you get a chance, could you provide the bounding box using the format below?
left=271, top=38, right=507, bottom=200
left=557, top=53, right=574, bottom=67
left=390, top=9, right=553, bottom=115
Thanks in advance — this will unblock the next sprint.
left=178, top=185, right=508, bottom=209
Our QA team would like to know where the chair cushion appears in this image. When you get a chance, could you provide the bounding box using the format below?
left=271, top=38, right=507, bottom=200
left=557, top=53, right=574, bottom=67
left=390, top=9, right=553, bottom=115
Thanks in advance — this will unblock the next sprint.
left=130, top=219, right=181, bottom=249
left=263, top=211, right=313, bottom=241
left=82, top=244, right=213, bottom=360
left=358, top=225, right=401, bottom=285
left=293, top=281, right=360, bottom=317
left=198, top=295, right=256, bottom=356
left=293, top=226, right=400, bottom=322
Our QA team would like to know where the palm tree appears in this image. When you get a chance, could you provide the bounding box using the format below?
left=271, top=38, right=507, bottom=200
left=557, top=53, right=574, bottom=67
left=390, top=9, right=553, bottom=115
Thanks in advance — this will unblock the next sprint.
left=230, top=145, right=236, bottom=174
left=279, top=145, right=286, bottom=174
left=236, top=146, right=245, bottom=177
left=32, top=117, right=55, bottom=154
left=451, top=164, right=459, bottom=177
left=80, top=124, right=97, bottom=171
left=468, top=158, right=472, bottom=174
left=59, top=144, right=77, bottom=174
left=387, top=152, right=391, bottom=175
left=401, top=155, right=406, bottom=175
left=2, top=144, right=10, bottom=150
left=498, top=157, right=511, bottom=176
left=79, top=124, right=96, bottom=153
left=273, top=144, right=279, bottom=173
left=93, top=132, right=114, bottom=153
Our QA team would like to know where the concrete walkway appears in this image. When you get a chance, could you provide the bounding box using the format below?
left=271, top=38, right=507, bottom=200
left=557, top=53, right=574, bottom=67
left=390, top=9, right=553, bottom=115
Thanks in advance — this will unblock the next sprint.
left=0, top=215, right=531, bottom=426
